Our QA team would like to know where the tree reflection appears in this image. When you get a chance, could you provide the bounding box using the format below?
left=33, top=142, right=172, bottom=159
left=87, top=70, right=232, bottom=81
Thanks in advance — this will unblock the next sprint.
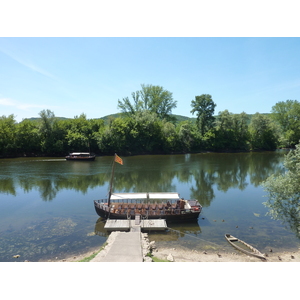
left=0, top=152, right=286, bottom=204
left=190, top=169, right=215, bottom=207
left=0, top=178, right=16, bottom=195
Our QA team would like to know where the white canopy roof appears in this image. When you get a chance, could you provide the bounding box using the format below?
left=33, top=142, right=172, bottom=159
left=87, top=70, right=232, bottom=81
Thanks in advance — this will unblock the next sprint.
left=69, top=152, right=91, bottom=155
left=149, top=193, right=180, bottom=199
left=110, top=192, right=180, bottom=200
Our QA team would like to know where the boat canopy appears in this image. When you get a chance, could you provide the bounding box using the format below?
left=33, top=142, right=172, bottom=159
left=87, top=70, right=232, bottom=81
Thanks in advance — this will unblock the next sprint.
left=110, top=192, right=181, bottom=200
left=69, top=152, right=91, bottom=155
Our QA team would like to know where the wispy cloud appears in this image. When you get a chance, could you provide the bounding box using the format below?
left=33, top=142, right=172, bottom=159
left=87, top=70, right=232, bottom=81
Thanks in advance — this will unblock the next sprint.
left=0, top=98, right=57, bottom=111
left=0, top=47, right=56, bottom=79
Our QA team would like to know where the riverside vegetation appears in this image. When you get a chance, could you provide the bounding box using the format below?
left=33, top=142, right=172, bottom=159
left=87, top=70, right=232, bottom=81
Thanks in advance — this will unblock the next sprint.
left=1, top=84, right=300, bottom=157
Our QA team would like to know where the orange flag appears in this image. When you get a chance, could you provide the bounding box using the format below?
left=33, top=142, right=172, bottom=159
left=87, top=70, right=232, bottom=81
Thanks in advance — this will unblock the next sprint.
left=115, top=154, right=123, bottom=165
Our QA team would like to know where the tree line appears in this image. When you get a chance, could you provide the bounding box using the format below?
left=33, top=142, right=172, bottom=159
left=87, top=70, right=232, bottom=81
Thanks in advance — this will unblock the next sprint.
left=1, top=84, right=300, bottom=157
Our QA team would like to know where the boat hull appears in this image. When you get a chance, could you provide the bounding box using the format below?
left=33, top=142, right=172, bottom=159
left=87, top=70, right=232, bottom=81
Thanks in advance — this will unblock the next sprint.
left=65, top=152, right=96, bottom=161
left=94, top=200, right=201, bottom=222
left=225, top=234, right=266, bottom=260
left=66, top=156, right=95, bottom=161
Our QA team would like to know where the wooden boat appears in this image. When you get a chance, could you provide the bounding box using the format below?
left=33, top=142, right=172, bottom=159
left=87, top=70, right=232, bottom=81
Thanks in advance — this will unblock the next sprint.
left=225, top=234, right=267, bottom=260
left=66, top=152, right=96, bottom=161
left=93, top=154, right=202, bottom=222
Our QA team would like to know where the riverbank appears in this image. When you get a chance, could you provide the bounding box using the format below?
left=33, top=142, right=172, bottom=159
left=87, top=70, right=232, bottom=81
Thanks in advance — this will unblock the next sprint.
left=41, top=245, right=300, bottom=262
left=151, top=246, right=300, bottom=262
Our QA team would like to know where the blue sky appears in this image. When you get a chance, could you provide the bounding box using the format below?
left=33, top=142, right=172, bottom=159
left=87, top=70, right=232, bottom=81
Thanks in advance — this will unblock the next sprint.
left=1, top=37, right=300, bottom=122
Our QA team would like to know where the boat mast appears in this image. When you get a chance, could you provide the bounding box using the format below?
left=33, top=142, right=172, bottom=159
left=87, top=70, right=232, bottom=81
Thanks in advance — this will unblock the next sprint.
left=108, top=154, right=117, bottom=206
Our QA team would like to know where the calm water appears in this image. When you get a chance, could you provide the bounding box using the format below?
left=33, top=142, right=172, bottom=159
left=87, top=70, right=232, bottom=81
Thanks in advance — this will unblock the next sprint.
left=0, top=151, right=299, bottom=262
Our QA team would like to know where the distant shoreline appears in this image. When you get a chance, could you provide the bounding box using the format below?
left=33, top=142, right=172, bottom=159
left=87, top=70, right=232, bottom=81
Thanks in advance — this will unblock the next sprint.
left=0, top=148, right=292, bottom=160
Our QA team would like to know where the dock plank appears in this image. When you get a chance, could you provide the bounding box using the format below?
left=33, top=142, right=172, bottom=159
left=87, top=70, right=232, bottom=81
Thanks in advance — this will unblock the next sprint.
left=104, top=219, right=167, bottom=231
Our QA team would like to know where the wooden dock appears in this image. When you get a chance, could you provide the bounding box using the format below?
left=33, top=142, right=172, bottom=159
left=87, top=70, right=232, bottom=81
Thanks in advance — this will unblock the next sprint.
left=93, top=217, right=167, bottom=262
left=104, top=218, right=167, bottom=231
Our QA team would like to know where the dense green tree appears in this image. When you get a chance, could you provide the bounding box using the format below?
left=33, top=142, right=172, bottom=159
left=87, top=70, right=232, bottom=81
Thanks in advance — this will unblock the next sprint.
left=213, top=110, right=249, bottom=151
left=177, top=121, right=197, bottom=152
left=38, top=109, right=57, bottom=154
left=89, top=118, right=105, bottom=152
left=271, top=100, right=300, bottom=147
left=232, top=112, right=249, bottom=150
left=161, top=121, right=177, bottom=152
left=262, top=143, right=300, bottom=238
left=96, top=117, right=131, bottom=154
left=118, top=84, right=177, bottom=121
left=16, top=119, right=40, bottom=155
left=0, top=114, right=17, bottom=156
left=128, top=111, right=163, bottom=153
left=190, top=94, right=216, bottom=136
left=249, top=113, right=279, bottom=150
left=213, top=110, right=235, bottom=150
left=2, top=94, right=300, bottom=157
left=65, top=113, right=99, bottom=152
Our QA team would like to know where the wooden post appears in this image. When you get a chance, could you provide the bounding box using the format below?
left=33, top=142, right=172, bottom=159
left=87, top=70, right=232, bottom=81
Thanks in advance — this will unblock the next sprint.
left=108, top=154, right=117, bottom=207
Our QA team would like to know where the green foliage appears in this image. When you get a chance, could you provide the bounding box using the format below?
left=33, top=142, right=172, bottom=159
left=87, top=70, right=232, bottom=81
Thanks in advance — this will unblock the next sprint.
left=161, top=121, right=177, bottom=152
left=212, top=110, right=249, bottom=151
left=129, top=111, right=163, bottom=153
left=118, top=84, right=177, bottom=121
left=249, top=113, right=279, bottom=150
left=190, top=94, right=216, bottom=136
left=1, top=92, right=300, bottom=157
left=38, top=109, right=57, bottom=154
left=65, top=113, right=102, bottom=152
left=0, top=114, right=17, bottom=156
left=16, top=119, right=41, bottom=154
left=270, top=100, right=300, bottom=147
left=177, top=121, right=200, bottom=152
left=96, top=116, right=131, bottom=154
left=78, top=243, right=107, bottom=262
left=150, top=256, right=170, bottom=262
left=262, top=143, right=300, bottom=237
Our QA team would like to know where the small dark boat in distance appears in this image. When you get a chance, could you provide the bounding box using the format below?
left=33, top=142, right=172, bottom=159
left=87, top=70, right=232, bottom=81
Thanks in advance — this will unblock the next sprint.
left=66, top=152, right=96, bottom=161
left=225, top=234, right=266, bottom=260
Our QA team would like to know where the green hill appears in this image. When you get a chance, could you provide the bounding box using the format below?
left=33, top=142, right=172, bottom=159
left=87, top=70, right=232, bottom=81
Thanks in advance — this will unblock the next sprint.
left=22, top=112, right=270, bottom=125
left=99, top=113, right=196, bottom=124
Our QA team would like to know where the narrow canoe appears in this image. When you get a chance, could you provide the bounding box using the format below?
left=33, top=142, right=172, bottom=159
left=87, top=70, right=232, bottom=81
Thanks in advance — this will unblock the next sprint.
left=225, top=234, right=267, bottom=260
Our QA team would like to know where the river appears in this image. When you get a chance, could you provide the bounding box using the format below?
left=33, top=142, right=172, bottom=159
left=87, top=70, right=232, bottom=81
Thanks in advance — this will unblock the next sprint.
left=0, top=151, right=299, bottom=262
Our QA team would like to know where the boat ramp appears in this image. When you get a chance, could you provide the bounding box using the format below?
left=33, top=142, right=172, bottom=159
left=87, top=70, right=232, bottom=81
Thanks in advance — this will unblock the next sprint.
left=91, top=217, right=167, bottom=262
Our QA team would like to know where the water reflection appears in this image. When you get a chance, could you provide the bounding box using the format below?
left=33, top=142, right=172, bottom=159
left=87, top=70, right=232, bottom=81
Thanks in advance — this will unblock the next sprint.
left=1, top=151, right=299, bottom=262
left=94, top=218, right=109, bottom=237
left=0, top=152, right=285, bottom=204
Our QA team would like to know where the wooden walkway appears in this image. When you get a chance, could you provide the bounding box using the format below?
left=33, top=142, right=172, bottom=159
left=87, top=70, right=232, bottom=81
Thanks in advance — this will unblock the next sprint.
left=104, top=218, right=167, bottom=231
left=91, top=231, right=143, bottom=262
left=92, top=217, right=167, bottom=262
